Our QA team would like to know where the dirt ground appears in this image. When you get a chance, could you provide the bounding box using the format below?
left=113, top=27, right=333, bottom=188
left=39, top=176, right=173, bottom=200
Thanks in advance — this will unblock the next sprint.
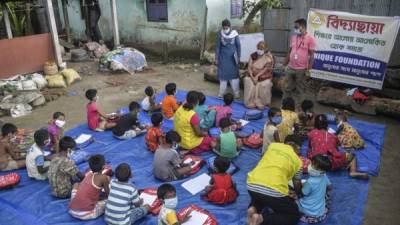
left=2, top=60, right=399, bottom=225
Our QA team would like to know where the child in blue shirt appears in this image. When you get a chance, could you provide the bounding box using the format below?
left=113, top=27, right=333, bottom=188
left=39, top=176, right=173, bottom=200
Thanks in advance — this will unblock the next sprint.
left=195, top=92, right=216, bottom=130
left=298, top=154, right=332, bottom=223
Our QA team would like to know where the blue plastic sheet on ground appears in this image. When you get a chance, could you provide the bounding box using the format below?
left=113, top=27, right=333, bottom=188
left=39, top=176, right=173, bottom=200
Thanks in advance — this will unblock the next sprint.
left=0, top=91, right=386, bottom=225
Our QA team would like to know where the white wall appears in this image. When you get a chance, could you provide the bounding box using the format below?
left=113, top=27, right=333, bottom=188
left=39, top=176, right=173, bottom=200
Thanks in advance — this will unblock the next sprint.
left=206, top=0, right=259, bottom=33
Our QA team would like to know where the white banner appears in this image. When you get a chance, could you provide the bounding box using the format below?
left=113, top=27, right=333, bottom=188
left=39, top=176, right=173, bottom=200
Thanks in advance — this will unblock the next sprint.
left=307, top=9, right=400, bottom=89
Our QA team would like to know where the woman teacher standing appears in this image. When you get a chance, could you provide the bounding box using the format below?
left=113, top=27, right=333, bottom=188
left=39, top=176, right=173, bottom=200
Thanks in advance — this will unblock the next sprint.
left=244, top=41, right=275, bottom=109
left=215, top=19, right=241, bottom=99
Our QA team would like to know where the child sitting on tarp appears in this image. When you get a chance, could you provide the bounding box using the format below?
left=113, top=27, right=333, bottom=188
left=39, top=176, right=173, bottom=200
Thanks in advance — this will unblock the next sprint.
left=211, top=93, right=241, bottom=130
left=69, top=154, right=111, bottom=220
left=161, top=83, right=180, bottom=120
left=0, top=123, right=26, bottom=171
left=203, top=156, right=238, bottom=205
left=297, top=100, right=315, bottom=140
left=105, top=163, right=151, bottom=224
left=297, top=154, right=332, bottom=224
left=261, top=107, right=281, bottom=154
left=48, top=136, right=84, bottom=198
left=112, top=101, right=146, bottom=140
left=211, top=117, right=242, bottom=159
left=47, top=112, right=66, bottom=153
left=26, top=129, right=51, bottom=180
left=85, top=89, right=117, bottom=132
left=195, top=92, right=216, bottom=130
left=153, top=131, right=192, bottom=181
left=277, top=97, right=300, bottom=143
left=142, top=86, right=162, bottom=112
left=157, top=183, right=191, bottom=225
left=145, top=113, right=165, bottom=152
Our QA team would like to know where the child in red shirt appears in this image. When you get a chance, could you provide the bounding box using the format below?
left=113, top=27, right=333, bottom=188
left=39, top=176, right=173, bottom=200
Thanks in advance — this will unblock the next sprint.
left=85, top=89, right=116, bottom=131
left=145, top=113, right=164, bottom=152
left=203, top=156, right=238, bottom=205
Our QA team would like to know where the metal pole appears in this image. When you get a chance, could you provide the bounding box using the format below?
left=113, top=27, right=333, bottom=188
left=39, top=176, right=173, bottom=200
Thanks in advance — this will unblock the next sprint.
left=45, top=0, right=63, bottom=66
left=110, top=0, right=120, bottom=47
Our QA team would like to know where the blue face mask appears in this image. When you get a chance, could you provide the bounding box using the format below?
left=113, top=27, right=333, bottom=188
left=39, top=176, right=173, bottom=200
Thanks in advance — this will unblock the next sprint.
left=172, top=143, right=179, bottom=150
left=271, top=116, right=282, bottom=125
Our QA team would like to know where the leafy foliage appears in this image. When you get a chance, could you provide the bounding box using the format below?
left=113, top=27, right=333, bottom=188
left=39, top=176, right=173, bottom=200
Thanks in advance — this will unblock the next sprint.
left=242, top=0, right=283, bottom=18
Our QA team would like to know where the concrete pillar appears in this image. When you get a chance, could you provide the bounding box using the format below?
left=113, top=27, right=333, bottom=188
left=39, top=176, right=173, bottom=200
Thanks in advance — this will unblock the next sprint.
left=45, top=0, right=63, bottom=66
left=110, top=0, right=120, bottom=47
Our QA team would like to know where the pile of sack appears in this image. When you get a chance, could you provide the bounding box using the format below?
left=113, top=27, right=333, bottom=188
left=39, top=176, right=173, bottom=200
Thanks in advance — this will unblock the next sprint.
left=85, top=42, right=109, bottom=59
left=44, top=61, right=81, bottom=88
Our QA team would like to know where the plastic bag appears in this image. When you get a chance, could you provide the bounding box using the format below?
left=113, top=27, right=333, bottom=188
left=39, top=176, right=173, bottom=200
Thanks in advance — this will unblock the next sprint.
left=45, top=74, right=67, bottom=88
left=61, top=69, right=81, bottom=86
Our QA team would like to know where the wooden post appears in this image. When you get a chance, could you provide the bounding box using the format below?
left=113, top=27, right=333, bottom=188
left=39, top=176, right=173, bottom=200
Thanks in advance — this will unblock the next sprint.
left=62, top=0, right=71, bottom=43
left=45, top=0, right=63, bottom=66
left=26, top=3, right=33, bottom=35
left=110, top=0, right=120, bottom=47
left=3, top=6, right=13, bottom=39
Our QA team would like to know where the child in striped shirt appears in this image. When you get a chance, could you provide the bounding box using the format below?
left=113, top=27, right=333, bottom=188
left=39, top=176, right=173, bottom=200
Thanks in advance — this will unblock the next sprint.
left=105, top=163, right=150, bottom=225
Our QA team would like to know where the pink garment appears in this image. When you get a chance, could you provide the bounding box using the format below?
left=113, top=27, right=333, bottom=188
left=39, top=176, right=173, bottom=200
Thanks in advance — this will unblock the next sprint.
left=288, top=33, right=316, bottom=70
left=69, top=172, right=101, bottom=211
left=190, top=113, right=200, bottom=126
left=47, top=123, right=60, bottom=149
left=214, top=105, right=232, bottom=127
left=87, top=102, right=100, bottom=130
left=308, top=129, right=347, bottom=170
left=191, top=136, right=214, bottom=154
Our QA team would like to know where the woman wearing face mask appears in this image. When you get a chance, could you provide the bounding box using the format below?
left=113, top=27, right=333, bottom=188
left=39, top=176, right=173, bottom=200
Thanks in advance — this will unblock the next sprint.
left=215, top=19, right=241, bottom=99
left=244, top=41, right=275, bottom=109
left=173, top=91, right=213, bottom=154
left=47, top=112, right=66, bottom=153
left=247, top=135, right=303, bottom=225
left=261, top=107, right=282, bottom=154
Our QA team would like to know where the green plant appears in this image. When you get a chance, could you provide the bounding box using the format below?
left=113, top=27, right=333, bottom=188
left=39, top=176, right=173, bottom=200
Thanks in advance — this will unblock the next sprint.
left=4, top=2, right=26, bottom=37
left=242, top=0, right=283, bottom=32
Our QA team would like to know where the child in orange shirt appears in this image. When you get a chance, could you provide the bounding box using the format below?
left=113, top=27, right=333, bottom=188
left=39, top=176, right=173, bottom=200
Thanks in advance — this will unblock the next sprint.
left=161, top=83, right=179, bottom=120
left=145, top=113, right=164, bottom=152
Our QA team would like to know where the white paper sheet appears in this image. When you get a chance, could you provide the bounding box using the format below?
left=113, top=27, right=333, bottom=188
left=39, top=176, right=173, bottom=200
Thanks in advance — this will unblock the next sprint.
left=140, top=192, right=157, bottom=206
left=183, top=210, right=208, bottom=225
left=328, top=128, right=336, bottom=134
left=238, top=119, right=249, bottom=127
left=183, top=158, right=200, bottom=169
left=181, top=173, right=211, bottom=195
left=43, top=151, right=51, bottom=156
left=75, top=134, right=92, bottom=144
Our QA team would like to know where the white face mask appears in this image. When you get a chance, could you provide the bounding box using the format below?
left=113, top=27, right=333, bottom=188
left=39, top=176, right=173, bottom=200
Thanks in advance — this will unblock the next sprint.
left=95, top=96, right=100, bottom=102
left=294, top=28, right=302, bottom=35
left=256, top=49, right=265, bottom=55
left=10, top=135, right=17, bottom=143
left=223, top=28, right=231, bottom=34
left=308, top=164, right=322, bottom=176
left=172, top=143, right=179, bottom=150
left=55, top=120, right=66, bottom=128
left=164, top=197, right=178, bottom=209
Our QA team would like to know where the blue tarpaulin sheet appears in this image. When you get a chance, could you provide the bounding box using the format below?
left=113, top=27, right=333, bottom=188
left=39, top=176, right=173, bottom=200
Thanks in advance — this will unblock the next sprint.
left=0, top=91, right=386, bottom=225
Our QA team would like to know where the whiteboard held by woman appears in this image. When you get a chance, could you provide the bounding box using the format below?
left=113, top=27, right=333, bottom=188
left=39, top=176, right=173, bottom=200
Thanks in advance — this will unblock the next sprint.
left=244, top=41, right=275, bottom=109
left=215, top=19, right=241, bottom=99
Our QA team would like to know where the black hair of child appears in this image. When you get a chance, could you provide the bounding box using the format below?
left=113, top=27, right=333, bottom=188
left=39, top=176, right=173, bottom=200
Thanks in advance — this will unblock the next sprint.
left=59, top=136, right=76, bottom=152
left=183, top=91, right=199, bottom=110
left=268, top=107, right=281, bottom=119
left=214, top=156, right=231, bottom=173
left=151, top=113, right=164, bottom=127
left=34, top=129, right=49, bottom=147
left=301, top=100, right=314, bottom=113
left=282, top=97, right=295, bottom=111
left=85, top=89, right=97, bottom=101
left=115, top=163, right=132, bottom=182
left=219, top=117, right=232, bottom=129
left=53, top=112, right=65, bottom=120
left=1, top=123, right=17, bottom=137
left=223, top=93, right=234, bottom=106
left=198, top=92, right=206, bottom=105
left=314, top=114, right=328, bottom=130
left=165, top=130, right=181, bottom=144
left=89, top=154, right=105, bottom=173
left=157, top=183, right=176, bottom=200
left=129, top=101, right=141, bottom=112
left=284, top=134, right=302, bottom=147
left=145, top=86, right=154, bottom=97
left=165, top=83, right=177, bottom=95
left=312, top=154, right=332, bottom=171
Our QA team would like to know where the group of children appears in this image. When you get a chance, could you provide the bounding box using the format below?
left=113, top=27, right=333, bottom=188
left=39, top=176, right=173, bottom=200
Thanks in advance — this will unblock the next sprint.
left=0, top=80, right=368, bottom=225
